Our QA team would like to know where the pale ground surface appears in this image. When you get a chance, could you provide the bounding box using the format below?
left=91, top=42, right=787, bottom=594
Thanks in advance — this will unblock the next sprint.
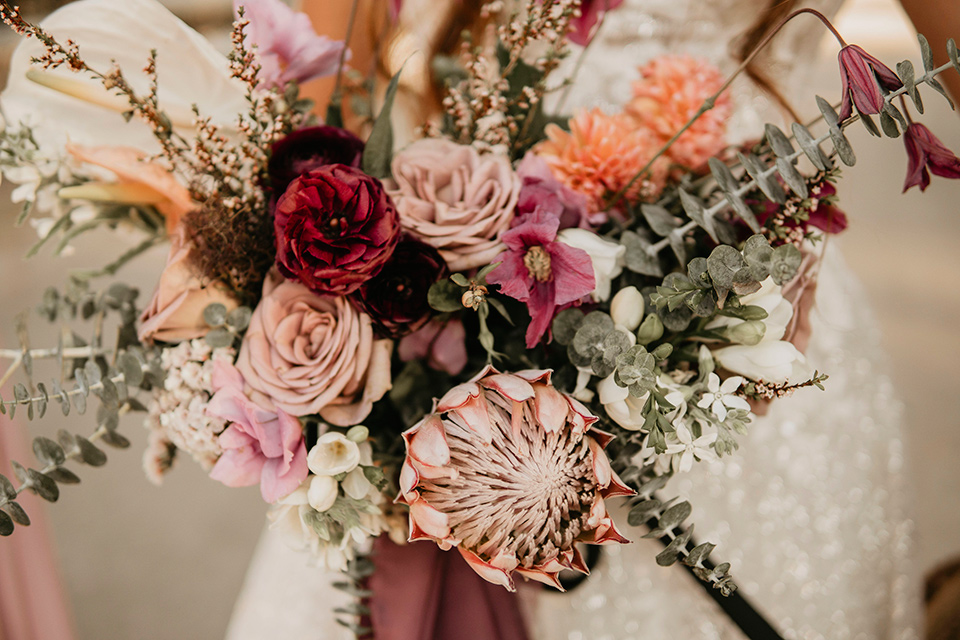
left=0, top=0, right=958, bottom=638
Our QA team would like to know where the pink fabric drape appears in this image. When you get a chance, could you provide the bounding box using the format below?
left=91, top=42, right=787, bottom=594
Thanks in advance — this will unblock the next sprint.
left=368, top=537, right=531, bottom=640
left=0, top=410, right=77, bottom=640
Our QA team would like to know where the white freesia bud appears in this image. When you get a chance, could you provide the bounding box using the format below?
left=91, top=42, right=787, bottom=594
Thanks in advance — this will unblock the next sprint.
left=346, top=425, right=369, bottom=443
left=557, top=228, right=625, bottom=302
left=342, top=467, right=373, bottom=500
left=307, top=432, right=361, bottom=476
left=307, top=475, right=339, bottom=512
left=610, top=286, right=645, bottom=331
left=725, top=320, right=766, bottom=345
left=713, top=341, right=812, bottom=384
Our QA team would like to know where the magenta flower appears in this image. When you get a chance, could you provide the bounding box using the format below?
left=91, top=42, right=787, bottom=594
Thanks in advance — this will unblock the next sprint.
left=235, top=0, right=345, bottom=89
left=568, top=0, right=625, bottom=46
left=516, top=153, right=601, bottom=230
left=837, top=44, right=903, bottom=121
left=207, top=360, right=308, bottom=503
left=487, top=210, right=595, bottom=348
left=902, top=122, right=960, bottom=192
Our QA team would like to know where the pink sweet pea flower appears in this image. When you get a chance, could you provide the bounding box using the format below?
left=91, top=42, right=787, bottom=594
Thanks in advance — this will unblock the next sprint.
left=837, top=44, right=903, bottom=121
left=902, top=122, right=960, bottom=192
left=487, top=210, right=595, bottom=348
left=235, top=0, right=345, bottom=89
left=208, top=360, right=308, bottom=503
left=568, top=0, right=625, bottom=46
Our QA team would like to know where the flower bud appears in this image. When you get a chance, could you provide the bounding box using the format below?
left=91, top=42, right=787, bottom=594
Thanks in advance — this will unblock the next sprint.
left=610, top=286, right=645, bottom=331
left=346, top=425, right=369, bottom=443
left=307, top=474, right=339, bottom=512
left=726, top=320, right=766, bottom=346
left=636, top=313, right=664, bottom=345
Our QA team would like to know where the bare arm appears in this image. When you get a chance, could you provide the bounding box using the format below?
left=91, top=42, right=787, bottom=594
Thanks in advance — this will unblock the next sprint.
left=898, top=0, right=960, bottom=101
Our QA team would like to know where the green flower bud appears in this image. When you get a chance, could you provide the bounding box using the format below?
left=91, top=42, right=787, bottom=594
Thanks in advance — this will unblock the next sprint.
left=636, top=314, right=664, bottom=345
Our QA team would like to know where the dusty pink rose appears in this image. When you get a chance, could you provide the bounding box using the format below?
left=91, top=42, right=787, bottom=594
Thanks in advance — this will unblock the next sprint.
left=626, top=55, right=731, bottom=171
left=235, top=272, right=392, bottom=425
left=781, top=251, right=820, bottom=354
left=138, top=227, right=239, bottom=344
left=207, top=360, right=308, bottom=503
left=398, top=318, right=468, bottom=376
left=66, top=144, right=195, bottom=234
left=388, top=139, right=520, bottom=271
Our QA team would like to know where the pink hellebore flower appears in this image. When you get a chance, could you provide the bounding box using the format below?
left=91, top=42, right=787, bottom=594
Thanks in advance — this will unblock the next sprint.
left=837, top=44, right=903, bottom=121
left=208, top=360, right=308, bottom=503
left=235, top=0, right=345, bottom=89
left=902, top=122, right=960, bottom=192
left=516, top=153, right=601, bottom=230
left=568, top=0, right=625, bottom=47
left=487, top=210, right=595, bottom=349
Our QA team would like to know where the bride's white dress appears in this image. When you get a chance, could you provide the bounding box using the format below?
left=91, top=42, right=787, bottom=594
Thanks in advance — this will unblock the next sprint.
left=226, top=1, right=921, bottom=638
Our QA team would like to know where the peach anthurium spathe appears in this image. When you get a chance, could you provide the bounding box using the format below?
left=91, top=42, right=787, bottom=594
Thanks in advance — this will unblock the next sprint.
left=397, top=366, right=634, bottom=592
left=63, top=144, right=195, bottom=233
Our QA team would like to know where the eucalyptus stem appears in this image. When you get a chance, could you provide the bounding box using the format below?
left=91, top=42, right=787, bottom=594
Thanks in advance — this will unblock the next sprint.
left=554, top=0, right=611, bottom=113
left=0, top=347, right=113, bottom=361
left=605, top=8, right=848, bottom=212
left=0, top=425, right=108, bottom=511
left=640, top=59, right=957, bottom=260
left=0, top=358, right=20, bottom=391
left=0, top=370, right=125, bottom=412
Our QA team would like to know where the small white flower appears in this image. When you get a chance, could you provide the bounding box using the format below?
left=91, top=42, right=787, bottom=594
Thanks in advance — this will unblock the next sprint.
left=557, top=228, right=625, bottom=302
left=665, top=422, right=718, bottom=473
left=307, top=432, right=361, bottom=476
left=307, top=474, right=339, bottom=512
left=696, top=373, right=750, bottom=422
left=713, top=340, right=811, bottom=385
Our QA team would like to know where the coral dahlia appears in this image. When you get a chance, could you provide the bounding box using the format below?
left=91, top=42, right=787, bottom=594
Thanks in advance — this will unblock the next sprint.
left=397, top=367, right=634, bottom=592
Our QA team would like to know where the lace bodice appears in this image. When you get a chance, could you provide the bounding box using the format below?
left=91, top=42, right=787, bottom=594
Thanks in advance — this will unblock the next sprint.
left=226, top=3, right=921, bottom=639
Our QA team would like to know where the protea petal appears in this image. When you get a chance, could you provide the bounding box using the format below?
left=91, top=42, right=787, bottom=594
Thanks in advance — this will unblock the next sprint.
left=459, top=548, right=516, bottom=592
left=534, top=383, right=569, bottom=433
left=516, top=568, right=564, bottom=591
left=480, top=373, right=536, bottom=402
left=405, top=414, right=451, bottom=468
left=455, top=394, right=494, bottom=444
left=398, top=458, right=420, bottom=498
left=437, top=381, right=482, bottom=412
left=408, top=500, right=451, bottom=541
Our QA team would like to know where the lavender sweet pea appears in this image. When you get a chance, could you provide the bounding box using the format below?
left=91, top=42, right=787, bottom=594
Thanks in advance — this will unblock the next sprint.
left=902, top=122, right=960, bottom=192
left=837, top=44, right=903, bottom=121
left=235, top=0, right=344, bottom=89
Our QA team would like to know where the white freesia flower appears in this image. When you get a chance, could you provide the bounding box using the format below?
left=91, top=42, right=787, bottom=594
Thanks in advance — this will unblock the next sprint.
left=307, top=475, right=338, bottom=512
left=342, top=467, right=373, bottom=500
left=307, top=432, right=362, bottom=476
left=696, top=373, right=750, bottom=422
left=610, top=286, right=645, bottom=331
left=665, top=423, right=718, bottom=473
left=0, top=0, right=247, bottom=151
left=557, top=228, right=625, bottom=302
left=713, top=341, right=812, bottom=385
left=267, top=480, right=319, bottom=553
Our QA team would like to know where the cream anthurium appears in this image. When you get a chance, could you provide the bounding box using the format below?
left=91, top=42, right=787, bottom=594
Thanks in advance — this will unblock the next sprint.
left=1, top=0, right=247, bottom=152
left=556, top=228, right=625, bottom=302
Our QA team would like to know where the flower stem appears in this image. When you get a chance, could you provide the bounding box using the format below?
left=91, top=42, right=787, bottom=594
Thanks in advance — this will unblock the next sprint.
left=331, top=0, right=361, bottom=106
left=604, top=8, right=848, bottom=212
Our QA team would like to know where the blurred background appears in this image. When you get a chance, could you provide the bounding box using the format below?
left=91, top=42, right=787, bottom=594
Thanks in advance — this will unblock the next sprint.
left=0, top=0, right=958, bottom=638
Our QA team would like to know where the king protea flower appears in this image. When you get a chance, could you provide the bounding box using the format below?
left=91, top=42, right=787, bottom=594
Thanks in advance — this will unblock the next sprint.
left=397, top=367, right=634, bottom=592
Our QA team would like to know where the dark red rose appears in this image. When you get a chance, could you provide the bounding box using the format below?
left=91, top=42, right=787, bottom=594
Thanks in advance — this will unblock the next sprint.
left=269, top=126, right=365, bottom=196
left=354, top=237, right=448, bottom=338
left=274, top=165, right=400, bottom=296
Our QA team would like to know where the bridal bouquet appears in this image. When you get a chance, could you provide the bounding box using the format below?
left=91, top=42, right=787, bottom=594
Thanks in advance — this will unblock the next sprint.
left=1, top=0, right=958, bottom=634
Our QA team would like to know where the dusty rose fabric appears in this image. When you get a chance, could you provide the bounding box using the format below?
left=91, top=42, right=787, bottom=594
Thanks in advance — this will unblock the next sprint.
left=368, top=538, right=530, bottom=640
left=0, top=412, right=77, bottom=640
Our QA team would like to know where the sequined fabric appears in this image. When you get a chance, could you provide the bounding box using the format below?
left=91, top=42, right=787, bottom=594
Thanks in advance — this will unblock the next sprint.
left=226, top=2, right=922, bottom=638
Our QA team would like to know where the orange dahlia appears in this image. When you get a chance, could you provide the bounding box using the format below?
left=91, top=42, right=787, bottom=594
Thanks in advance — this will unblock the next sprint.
left=397, top=366, right=634, bottom=591
left=626, top=55, right=731, bottom=171
left=534, top=108, right=668, bottom=212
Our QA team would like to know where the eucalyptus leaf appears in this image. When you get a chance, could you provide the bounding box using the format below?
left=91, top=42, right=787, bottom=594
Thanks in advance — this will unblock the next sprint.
left=76, top=436, right=107, bottom=466
left=32, top=437, right=66, bottom=467
left=27, top=470, right=59, bottom=502
left=205, top=327, right=234, bottom=349
left=226, top=307, right=253, bottom=332
left=0, top=474, right=15, bottom=500
left=656, top=526, right=693, bottom=566
left=46, top=467, right=81, bottom=484
left=0, top=511, right=13, bottom=536
left=100, top=430, right=131, bottom=449
left=4, top=501, right=30, bottom=526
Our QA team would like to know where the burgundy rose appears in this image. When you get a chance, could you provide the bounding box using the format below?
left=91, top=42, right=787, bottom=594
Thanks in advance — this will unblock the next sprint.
left=274, top=165, right=400, bottom=296
left=269, top=126, right=365, bottom=197
left=354, top=238, right=448, bottom=338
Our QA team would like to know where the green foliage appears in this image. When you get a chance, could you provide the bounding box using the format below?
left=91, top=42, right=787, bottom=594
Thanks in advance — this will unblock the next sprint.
left=362, top=64, right=405, bottom=179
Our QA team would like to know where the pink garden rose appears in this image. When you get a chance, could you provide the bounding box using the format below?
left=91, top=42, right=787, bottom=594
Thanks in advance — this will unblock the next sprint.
left=208, top=360, right=308, bottom=503
left=138, top=227, right=239, bottom=344
left=235, top=272, right=392, bottom=425
left=398, top=318, right=468, bottom=376
left=388, top=138, right=520, bottom=271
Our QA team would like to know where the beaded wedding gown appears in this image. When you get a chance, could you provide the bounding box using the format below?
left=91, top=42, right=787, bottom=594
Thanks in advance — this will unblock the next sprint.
left=226, top=1, right=921, bottom=638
